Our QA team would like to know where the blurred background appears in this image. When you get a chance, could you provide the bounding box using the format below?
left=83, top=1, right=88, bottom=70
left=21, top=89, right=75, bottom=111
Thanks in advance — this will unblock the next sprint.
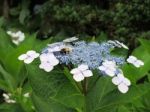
left=0, top=0, right=150, bottom=46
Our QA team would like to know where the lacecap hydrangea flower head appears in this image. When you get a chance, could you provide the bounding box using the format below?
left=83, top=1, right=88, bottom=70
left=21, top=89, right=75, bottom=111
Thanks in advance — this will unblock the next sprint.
left=18, top=37, right=144, bottom=94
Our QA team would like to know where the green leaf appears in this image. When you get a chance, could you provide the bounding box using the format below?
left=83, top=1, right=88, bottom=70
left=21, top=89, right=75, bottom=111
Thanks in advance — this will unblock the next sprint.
left=0, top=28, right=14, bottom=63
left=27, top=62, right=84, bottom=111
left=3, top=34, right=36, bottom=83
left=86, top=76, right=150, bottom=112
left=0, top=64, right=15, bottom=92
left=86, top=77, right=115, bottom=112
left=139, top=39, right=150, bottom=54
left=32, top=92, right=76, bottom=112
left=122, top=45, right=150, bottom=83
left=19, top=0, right=30, bottom=24
left=0, top=103, right=25, bottom=112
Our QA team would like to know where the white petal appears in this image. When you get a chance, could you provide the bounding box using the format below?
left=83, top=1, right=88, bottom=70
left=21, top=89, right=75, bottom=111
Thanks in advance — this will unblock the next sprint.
left=127, top=56, right=137, bottom=63
left=117, top=73, right=125, bottom=81
left=18, top=34, right=25, bottom=41
left=70, top=68, right=80, bottom=74
left=118, top=83, right=129, bottom=93
left=27, top=50, right=36, bottom=56
left=12, top=40, right=19, bottom=45
left=105, top=69, right=115, bottom=77
left=121, top=44, right=129, bottom=49
left=34, top=53, right=40, bottom=58
left=73, top=73, right=84, bottom=82
left=18, top=54, right=27, bottom=60
left=63, top=37, right=78, bottom=42
left=103, top=60, right=116, bottom=67
left=135, top=60, right=144, bottom=66
left=82, top=70, right=93, bottom=77
left=11, top=33, right=18, bottom=38
left=6, top=99, right=16, bottom=103
left=40, top=54, right=48, bottom=61
left=50, top=58, right=59, bottom=66
left=115, top=41, right=129, bottom=49
left=39, top=62, right=53, bottom=72
left=40, top=53, right=55, bottom=62
left=98, top=66, right=106, bottom=71
left=3, top=93, right=10, bottom=99
left=108, top=40, right=116, bottom=45
left=112, top=76, right=121, bottom=85
left=24, top=93, right=30, bottom=97
left=48, top=46, right=61, bottom=52
left=24, top=58, right=34, bottom=64
left=7, top=31, right=12, bottom=35
left=133, top=63, right=140, bottom=68
left=78, top=64, right=88, bottom=71
left=132, top=60, right=144, bottom=68
left=123, top=78, right=131, bottom=86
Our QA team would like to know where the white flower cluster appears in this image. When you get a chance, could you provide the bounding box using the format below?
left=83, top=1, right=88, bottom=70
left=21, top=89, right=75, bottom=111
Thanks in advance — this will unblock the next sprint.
left=3, top=92, right=30, bottom=104
left=18, top=37, right=76, bottom=72
left=18, top=38, right=144, bottom=94
left=97, top=55, right=144, bottom=93
left=98, top=60, right=130, bottom=93
left=3, top=93, right=16, bottom=103
left=7, top=30, right=25, bottom=45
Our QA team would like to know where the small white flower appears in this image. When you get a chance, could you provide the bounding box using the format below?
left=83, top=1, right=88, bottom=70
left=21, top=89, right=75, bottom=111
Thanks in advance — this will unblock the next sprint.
left=98, top=60, right=117, bottom=77
left=18, top=50, right=39, bottom=64
left=70, top=64, right=93, bottom=82
left=63, top=36, right=78, bottom=43
left=127, top=56, right=144, bottom=68
left=3, top=93, right=16, bottom=103
left=112, top=73, right=131, bottom=93
left=7, top=30, right=25, bottom=45
left=24, top=93, right=30, bottom=98
left=39, top=53, right=59, bottom=72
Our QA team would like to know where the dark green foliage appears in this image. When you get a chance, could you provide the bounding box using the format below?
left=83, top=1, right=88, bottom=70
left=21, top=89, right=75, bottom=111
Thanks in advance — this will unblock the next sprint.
left=0, top=0, right=150, bottom=47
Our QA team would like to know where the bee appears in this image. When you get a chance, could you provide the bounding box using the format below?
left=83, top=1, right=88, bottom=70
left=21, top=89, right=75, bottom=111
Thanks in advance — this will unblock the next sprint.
left=60, top=46, right=73, bottom=54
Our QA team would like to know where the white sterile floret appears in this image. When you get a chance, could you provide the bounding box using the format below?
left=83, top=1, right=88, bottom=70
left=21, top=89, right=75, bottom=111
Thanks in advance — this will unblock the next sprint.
left=70, top=64, right=93, bottom=82
left=18, top=50, right=39, bottom=64
left=3, top=93, right=16, bottom=103
left=115, top=40, right=129, bottom=49
left=39, top=53, right=59, bottom=72
left=98, top=60, right=117, bottom=77
left=108, top=40, right=129, bottom=49
left=112, top=73, right=131, bottom=93
left=127, top=56, right=144, bottom=68
left=7, top=30, right=25, bottom=45
left=63, top=36, right=78, bottom=43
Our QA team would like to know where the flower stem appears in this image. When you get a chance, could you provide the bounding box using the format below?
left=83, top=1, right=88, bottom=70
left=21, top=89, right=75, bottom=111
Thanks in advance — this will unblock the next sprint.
left=82, top=78, right=88, bottom=95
